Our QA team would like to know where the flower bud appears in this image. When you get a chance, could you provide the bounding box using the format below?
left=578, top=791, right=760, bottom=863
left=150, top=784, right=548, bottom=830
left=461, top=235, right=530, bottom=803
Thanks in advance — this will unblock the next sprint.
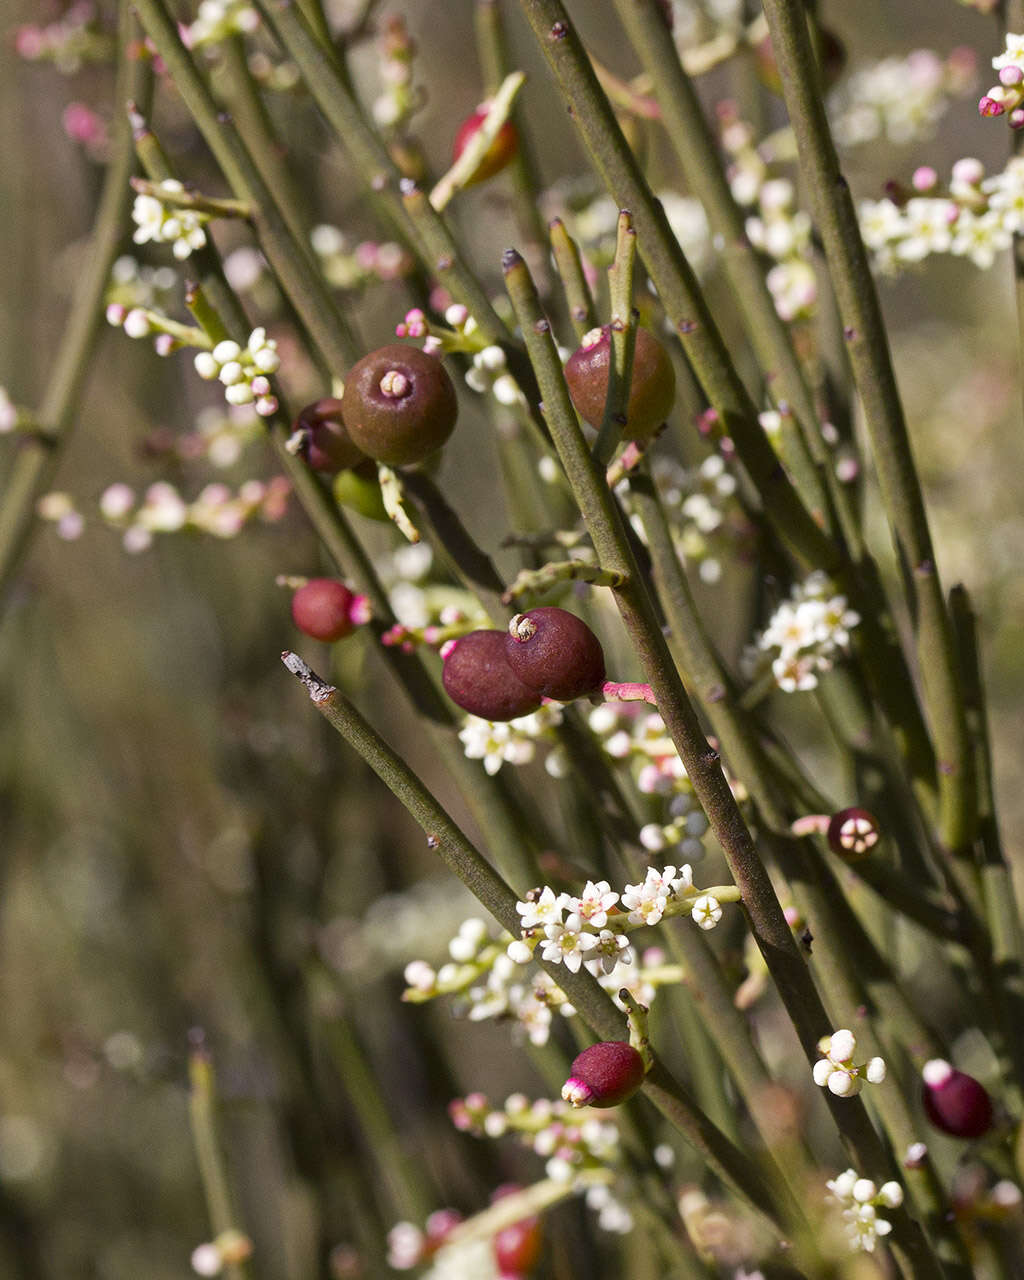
left=561, top=1041, right=646, bottom=1109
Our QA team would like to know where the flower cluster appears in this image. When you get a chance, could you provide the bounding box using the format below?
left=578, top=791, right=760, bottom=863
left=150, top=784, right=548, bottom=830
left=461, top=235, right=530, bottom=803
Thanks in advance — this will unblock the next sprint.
left=36, top=477, right=291, bottom=553
left=310, top=224, right=412, bottom=290
left=458, top=704, right=565, bottom=776
left=586, top=704, right=696, bottom=796
left=828, top=46, right=976, bottom=147
left=718, top=108, right=818, bottom=321
left=105, top=255, right=179, bottom=312
left=131, top=180, right=209, bottom=261
left=183, top=0, right=260, bottom=51
left=978, top=34, right=1024, bottom=126
left=744, top=572, right=860, bottom=694
left=464, top=343, right=526, bottom=409
left=13, top=2, right=113, bottom=74
left=826, top=1169, right=904, bottom=1253
left=194, top=329, right=281, bottom=417
left=448, top=1092, right=625, bottom=1199
left=633, top=453, right=743, bottom=585
left=813, top=1030, right=887, bottom=1098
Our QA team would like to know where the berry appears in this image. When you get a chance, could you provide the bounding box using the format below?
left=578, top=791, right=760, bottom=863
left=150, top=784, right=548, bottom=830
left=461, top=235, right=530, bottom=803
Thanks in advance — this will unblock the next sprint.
left=561, top=1041, right=646, bottom=1109
left=442, top=630, right=542, bottom=721
left=291, top=579, right=357, bottom=642
left=295, top=397, right=366, bottom=474
left=452, top=107, right=519, bottom=184
left=490, top=1185, right=542, bottom=1276
left=564, top=325, right=676, bottom=442
left=341, top=344, right=458, bottom=466
left=504, top=607, right=605, bottom=702
left=922, top=1060, right=994, bottom=1139
left=827, top=807, right=880, bottom=860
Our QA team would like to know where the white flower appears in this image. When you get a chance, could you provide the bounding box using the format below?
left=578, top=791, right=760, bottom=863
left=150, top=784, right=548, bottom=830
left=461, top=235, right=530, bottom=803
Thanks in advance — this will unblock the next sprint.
left=516, top=886, right=566, bottom=930
left=620, top=879, right=669, bottom=926
left=540, top=914, right=600, bottom=972
left=567, top=880, right=619, bottom=927
left=585, top=929, right=632, bottom=975
left=691, top=894, right=723, bottom=930
left=191, top=1243, right=223, bottom=1276
left=403, top=960, right=436, bottom=992
left=994, top=33, right=1024, bottom=73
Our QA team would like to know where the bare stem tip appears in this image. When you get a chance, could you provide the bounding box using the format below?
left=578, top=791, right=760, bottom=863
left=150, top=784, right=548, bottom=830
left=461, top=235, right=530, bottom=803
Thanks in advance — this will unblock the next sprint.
left=281, top=650, right=336, bottom=703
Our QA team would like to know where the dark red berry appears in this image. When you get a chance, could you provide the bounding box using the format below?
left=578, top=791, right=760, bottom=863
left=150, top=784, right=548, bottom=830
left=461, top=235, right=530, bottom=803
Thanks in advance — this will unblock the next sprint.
left=295, top=397, right=366, bottom=474
left=561, top=1041, right=646, bottom=1109
left=452, top=107, right=519, bottom=184
left=922, top=1060, right=993, bottom=1139
left=442, top=630, right=542, bottom=722
left=291, top=579, right=357, bottom=642
left=827, top=807, right=880, bottom=860
left=564, top=324, right=676, bottom=442
left=489, top=1185, right=542, bottom=1276
left=504, top=607, right=605, bottom=702
left=341, top=344, right=458, bottom=466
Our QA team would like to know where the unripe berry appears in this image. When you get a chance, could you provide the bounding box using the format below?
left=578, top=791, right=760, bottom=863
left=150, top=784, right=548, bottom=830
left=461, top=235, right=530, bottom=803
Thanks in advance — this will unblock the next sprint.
left=295, top=397, right=366, bottom=474
left=564, top=325, right=675, bottom=442
left=561, top=1041, right=646, bottom=1109
left=922, top=1060, right=994, bottom=1139
left=341, top=344, right=458, bottom=466
left=442, top=629, right=542, bottom=721
left=291, top=579, right=358, bottom=642
left=827, top=807, right=880, bottom=859
left=332, top=458, right=390, bottom=521
left=452, top=107, right=519, bottom=184
left=505, top=607, right=605, bottom=702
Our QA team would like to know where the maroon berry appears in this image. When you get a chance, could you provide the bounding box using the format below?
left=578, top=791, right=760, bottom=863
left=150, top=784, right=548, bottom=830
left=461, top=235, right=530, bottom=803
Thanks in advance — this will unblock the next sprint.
left=341, top=344, right=458, bottom=466
left=295, top=397, right=366, bottom=474
left=561, top=1041, right=646, bottom=1109
left=442, top=630, right=542, bottom=722
left=922, top=1060, right=993, bottom=1139
left=504, top=607, right=605, bottom=702
left=827, top=807, right=880, bottom=860
left=452, top=107, right=519, bottom=183
left=291, top=579, right=357, bottom=642
left=564, top=324, right=676, bottom=442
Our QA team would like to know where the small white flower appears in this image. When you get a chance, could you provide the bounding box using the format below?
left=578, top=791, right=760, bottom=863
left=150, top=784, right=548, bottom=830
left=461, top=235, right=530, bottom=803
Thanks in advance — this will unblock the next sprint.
left=516, top=885, right=565, bottom=930
left=691, top=894, right=723, bottom=930
left=403, top=960, right=435, bottom=992
left=568, top=880, right=619, bottom=928
left=540, top=914, right=599, bottom=972
left=191, top=1243, right=223, bottom=1276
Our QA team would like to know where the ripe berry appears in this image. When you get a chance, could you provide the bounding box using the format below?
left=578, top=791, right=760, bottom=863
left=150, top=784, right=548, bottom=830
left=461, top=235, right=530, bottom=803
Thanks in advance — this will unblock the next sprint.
left=442, top=629, right=542, bottom=721
left=452, top=107, right=519, bottom=184
left=341, top=344, right=458, bottom=466
left=827, top=807, right=880, bottom=860
left=564, top=325, right=676, bottom=442
left=561, top=1041, right=646, bottom=1109
left=922, top=1060, right=994, bottom=1139
left=489, top=1186, right=542, bottom=1276
left=291, top=579, right=357, bottom=642
left=504, top=607, right=605, bottom=702
left=294, top=397, right=366, bottom=474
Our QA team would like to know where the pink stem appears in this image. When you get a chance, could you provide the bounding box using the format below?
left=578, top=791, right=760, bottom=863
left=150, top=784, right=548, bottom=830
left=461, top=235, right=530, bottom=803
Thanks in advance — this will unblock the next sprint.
left=600, top=680, right=657, bottom=705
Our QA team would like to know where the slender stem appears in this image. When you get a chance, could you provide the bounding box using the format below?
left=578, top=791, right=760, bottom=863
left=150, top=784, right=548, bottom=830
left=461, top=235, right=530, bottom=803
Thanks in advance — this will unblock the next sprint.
left=188, top=1045, right=252, bottom=1280
left=548, top=217, right=598, bottom=338
left=759, top=0, right=975, bottom=856
left=132, top=0, right=358, bottom=373
left=609, top=0, right=831, bottom=529
left=592, top=211, right=638, bottom=466
left=515, top=0, right=835, bottom=572
left=280, top=652, right=796, bottom=1240
left=0, top=1, right=151, bottom=601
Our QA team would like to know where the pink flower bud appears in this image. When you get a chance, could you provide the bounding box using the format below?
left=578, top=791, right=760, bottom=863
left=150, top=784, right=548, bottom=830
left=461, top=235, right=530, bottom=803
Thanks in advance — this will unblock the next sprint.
left=561, top=1041, right=646, bottom=1109
left=922, top=1059, right=993, bottom=1138
left=979, top=95, right=1007, bottom=117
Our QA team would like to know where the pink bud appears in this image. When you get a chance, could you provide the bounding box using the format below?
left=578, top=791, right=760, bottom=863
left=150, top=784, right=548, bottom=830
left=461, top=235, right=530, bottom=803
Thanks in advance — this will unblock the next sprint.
left=1000, top=65, right=1024, bottom=87
left=561, top=1041, right=646, bottom=1109
left=912, top=166, right=938, bottom=192
left=922, top=1059, right=993, bottom=1138
left=979, top=95, right=1006, bottom=117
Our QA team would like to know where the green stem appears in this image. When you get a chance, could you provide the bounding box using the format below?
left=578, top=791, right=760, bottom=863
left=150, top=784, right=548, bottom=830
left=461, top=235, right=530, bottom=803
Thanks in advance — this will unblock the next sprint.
left=759, top=0, right=975, bottom=856
left=548, top=217, right=598, bottom=338
left=281, top=652, right=797, bottom=1240
left=0, top=1, right=151, bottom=601
left=515, top=0, right=835, bottom=572
left=188, top=1046, right=252, bottom=1280
left=592, top=211, right=638, bottom=466
left=502, top=248, right=943, bottom=1277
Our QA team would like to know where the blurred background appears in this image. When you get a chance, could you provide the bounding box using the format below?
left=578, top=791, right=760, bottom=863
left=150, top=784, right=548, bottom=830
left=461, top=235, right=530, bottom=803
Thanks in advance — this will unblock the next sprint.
left=1, top=0, right=1022, bottom=1276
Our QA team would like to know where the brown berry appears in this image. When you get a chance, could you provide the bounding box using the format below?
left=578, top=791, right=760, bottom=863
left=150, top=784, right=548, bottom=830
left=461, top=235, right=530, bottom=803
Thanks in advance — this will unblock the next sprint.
left=442, top=630, right=542, bottom=722
left=564, top=325, right=675, bottom=442
left=505, top=607, right=605, bottom=702
left=295, top=397, right=366, bottom=474
left=341, top=345, right=458, bottom=466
